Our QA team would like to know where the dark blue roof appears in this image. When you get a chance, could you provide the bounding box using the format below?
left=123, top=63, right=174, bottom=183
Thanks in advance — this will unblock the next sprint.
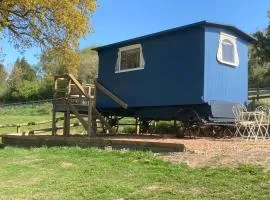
left=94, top=20, right=256, bottom=51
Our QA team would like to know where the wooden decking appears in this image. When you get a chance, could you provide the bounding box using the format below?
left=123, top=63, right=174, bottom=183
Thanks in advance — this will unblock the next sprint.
left=1, top=135, right=185, bottom=152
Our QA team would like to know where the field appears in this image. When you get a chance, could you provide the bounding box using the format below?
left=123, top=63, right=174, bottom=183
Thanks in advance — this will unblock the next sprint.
left=1, top=103, right=270, bottom=199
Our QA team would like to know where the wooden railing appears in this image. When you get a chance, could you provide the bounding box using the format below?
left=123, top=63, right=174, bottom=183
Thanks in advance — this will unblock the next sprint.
left=52, top=74, right=122, bottom=136
left=248, top=87, right=270, bottom=101
left=53, top=74, right=94, bottom=136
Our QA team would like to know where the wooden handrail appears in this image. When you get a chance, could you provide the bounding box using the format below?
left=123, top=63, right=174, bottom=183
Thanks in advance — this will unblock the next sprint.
left=95, top=81, right=128, bottom=109
left=68, top=74, right=91, bottom=99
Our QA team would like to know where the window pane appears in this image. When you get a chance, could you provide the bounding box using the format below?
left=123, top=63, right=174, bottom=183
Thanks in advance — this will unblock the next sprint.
left=120, top=48, right=140, bottom=70
left=222, top=39, right=235, bottom=63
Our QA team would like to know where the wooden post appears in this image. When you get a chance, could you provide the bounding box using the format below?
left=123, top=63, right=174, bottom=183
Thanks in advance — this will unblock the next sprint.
left=17, top=125, right=21, bottom=134
left=63, top=79, right=71, bottom=136
left=52, top=77, right=58, bottom=136
left=92, top=118, right=97, bottom=135
left=173, top=119, right=177, bottom=133
left=64, top=103, right=71, bottom=136
left=136, top=118, right=140, bottom=135
left=256, top=88, right=260, bottom=102
left=88, top=98, right=92, bottom=137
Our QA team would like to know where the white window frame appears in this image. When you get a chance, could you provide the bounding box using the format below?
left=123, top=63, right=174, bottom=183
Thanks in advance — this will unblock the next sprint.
left=115, top=44, right=145, bottom=73
left=217, top=32, right=239, bottom=67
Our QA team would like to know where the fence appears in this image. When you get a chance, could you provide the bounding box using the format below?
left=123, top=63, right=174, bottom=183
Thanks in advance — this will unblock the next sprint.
left=248, top=87, right=270, bottom=101
left=0, top=117, right=81, bottom=135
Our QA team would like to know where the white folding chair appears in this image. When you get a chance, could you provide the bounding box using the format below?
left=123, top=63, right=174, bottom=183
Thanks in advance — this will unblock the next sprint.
left=255, top=106, right=270, bottom=139
left=232, top=104, right=253, bottom=138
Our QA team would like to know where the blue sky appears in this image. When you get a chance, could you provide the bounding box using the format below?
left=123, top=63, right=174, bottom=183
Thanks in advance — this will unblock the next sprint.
left=1, top=0, right=269, bottom=71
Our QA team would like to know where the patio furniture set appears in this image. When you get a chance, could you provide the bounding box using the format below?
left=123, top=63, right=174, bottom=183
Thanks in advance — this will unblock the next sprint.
left=232, top=105, right=270, bottom=140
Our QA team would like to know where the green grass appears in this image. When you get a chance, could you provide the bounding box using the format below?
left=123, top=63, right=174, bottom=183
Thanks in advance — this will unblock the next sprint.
left=0, top=103, right=52, bottom=116
left=0, top=147, right=269, bottom=200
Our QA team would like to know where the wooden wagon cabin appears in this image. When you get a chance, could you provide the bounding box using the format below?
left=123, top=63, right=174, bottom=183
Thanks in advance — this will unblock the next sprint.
left=94, top=21, right=256, bottom=129
left=51, top=21, right=256, bottom=137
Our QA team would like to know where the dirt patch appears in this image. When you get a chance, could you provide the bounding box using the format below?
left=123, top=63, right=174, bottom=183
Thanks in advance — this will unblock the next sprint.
left=61, top=162, right=74, bottom=168
left=160, top=137, right=270, bottom=169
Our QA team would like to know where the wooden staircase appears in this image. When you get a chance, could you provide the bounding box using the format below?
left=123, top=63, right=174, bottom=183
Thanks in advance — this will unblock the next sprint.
left=52, top=74, right=127, bottom=136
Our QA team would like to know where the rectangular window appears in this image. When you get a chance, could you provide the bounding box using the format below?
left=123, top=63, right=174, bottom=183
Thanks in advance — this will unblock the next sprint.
left=115, top=44, right=145, bottom=73
left=120, top=48, right=140, bottom=70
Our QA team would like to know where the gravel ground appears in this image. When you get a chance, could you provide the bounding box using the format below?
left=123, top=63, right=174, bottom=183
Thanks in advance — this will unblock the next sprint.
left=109, top=135, right=270, bottom=169
left=161, top=138, right=270, bottom=169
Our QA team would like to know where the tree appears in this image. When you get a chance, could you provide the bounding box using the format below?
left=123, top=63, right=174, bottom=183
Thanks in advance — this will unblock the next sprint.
left=0, top=0, right=97, bottom=73
left=38, top=46, right=98, bottom=83
left=78, top=46, right=98, bottom=83
left=249, top=11, right=270, bottom=87
left=0, top=63, right=8, bottom=85
left=8, top=58, right=39, bottom=101
left=251, top=11, right=270, bottom=63
left=10, top=58, right=36, bottom=87
left=0, top=63, right=8, bottom=100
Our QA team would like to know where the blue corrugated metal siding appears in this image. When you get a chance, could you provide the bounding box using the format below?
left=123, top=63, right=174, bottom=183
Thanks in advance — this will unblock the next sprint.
left=97, top=26, right=205, bottom=109
left=203, top=27, right=248, bottom=105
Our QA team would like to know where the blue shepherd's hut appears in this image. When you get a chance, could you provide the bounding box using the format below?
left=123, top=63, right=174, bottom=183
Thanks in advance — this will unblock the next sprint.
left=94, top=21, right=256, bottom=123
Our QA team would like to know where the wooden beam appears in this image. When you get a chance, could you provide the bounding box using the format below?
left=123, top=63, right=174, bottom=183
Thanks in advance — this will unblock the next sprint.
left=52, top=78, right=58, bottom=136
left=95, top=81, right=128, bottom=109
left=92, top=107, right=116, bottom=135
left=68, top=74, right=90, bottom=99
left=63, top=100, right=71, bottom=136
left=88, top=99, right=93, bottom=137
left=67, top=100, right=88, bottom=130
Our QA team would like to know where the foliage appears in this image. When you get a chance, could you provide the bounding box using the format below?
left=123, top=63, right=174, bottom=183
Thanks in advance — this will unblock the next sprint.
left=7, top=58, right=39, bottom=101
left=0, top=63, right=8, bottom=84
left=10, top=58, right=36, bottom=86
left=0, top=63, right=8, bottom=99
left=249, top=12, right=270, bottom=87
left=0, top=147, right=269, bottom=199
left=10, top=80, right=40, bottom=101
left=78, top=46, right=98, bottom=83
left=0, top=0, right=97, bottom=72
left=252, top=11, right=270, bottom=64
left=38, top=46, right=98, bottom=82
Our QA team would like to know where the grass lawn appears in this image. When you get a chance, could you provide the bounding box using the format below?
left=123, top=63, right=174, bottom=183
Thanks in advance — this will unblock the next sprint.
left=0, top=147, right=269, bottom=200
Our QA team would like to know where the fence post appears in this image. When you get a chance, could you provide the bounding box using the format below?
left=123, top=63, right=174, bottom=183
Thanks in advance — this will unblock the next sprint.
left=17, top=125, right=21, bottom=134
left=136, top=118, right=140, bottom=135
left=256, top=88, right=260, bottom=102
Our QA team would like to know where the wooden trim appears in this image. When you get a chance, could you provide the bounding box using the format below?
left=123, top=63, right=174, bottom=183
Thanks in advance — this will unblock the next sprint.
left=95, top=81, right=128, bottom=109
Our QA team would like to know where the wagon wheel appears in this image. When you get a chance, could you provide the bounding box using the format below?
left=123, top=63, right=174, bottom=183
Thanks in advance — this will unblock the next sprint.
left=184, top=125, right=201, bottom=138
left=107, top=116, right=122, bottom=133
left=211, top=126, right=231, bottom=138
left=140, top=120, right=156, bottom=135
left=222, top=126, right=235, bottom=138
left=177, top=108, right=204, bottom=138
